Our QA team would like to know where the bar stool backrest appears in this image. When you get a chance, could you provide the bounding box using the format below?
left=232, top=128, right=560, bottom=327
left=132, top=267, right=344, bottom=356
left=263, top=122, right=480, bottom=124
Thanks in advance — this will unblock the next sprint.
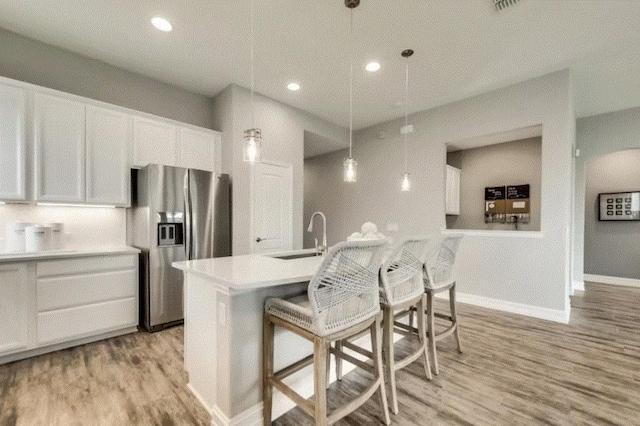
left=424, top=236, right=463, bottom=288
left=309, top=239, right=389, bottom=336
left=380, top=237, right=430, bottom=306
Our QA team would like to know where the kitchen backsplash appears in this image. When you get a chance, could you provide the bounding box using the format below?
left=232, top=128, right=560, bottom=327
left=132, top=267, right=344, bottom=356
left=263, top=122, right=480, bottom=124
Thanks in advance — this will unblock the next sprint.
left=0, top=204, right=127, bottom=251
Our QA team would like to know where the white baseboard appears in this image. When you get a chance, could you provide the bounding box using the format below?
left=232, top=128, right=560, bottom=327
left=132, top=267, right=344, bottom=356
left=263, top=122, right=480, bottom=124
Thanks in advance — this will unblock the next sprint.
left=572, top=280, right=585, bottom=292
left=0, top=326, right=138, bottom=365
left=211, top=403, right=263, bottom=426
left=584, top=274, right=640, bottom=288
left=187, top=383, right=213, bottom=416
left=435, top=291, right=569, bottom=324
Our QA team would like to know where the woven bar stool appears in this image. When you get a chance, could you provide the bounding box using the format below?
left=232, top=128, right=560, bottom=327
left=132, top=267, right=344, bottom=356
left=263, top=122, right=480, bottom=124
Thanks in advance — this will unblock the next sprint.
left=263, top=240, right=391, bottom=426
left=335, top=237, right=432, bottom=415
left=423, top=235, right=463, bottom=375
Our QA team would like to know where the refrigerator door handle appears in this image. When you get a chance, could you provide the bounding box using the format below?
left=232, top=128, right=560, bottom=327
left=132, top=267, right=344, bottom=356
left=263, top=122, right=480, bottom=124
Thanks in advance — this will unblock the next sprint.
left=184, top=171, right=192, bottom=260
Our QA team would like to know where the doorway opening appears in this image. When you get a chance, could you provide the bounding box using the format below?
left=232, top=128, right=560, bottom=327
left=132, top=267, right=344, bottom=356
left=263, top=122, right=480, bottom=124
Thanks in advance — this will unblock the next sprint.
left=583, top=149, right=640, bottom=283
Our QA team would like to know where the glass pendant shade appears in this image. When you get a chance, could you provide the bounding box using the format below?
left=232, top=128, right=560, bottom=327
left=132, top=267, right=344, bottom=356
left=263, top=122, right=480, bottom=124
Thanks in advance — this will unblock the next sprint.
left=401, top=172, right=411, bottom=192
left=243, top=128, right=261, bottom=163
left=343, top=157, right=357, bottom=182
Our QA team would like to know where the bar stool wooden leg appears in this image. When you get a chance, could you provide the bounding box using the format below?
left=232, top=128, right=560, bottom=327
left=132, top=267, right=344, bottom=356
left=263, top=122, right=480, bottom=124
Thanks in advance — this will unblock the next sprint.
left=325, top=342, right=332, bottom=390
left=335, top=340, right=343, bottom=381
left=417, top=295, right=432, bottom=380
left=313, top=336, right=328, bottom=426
left=382, top=305, right=398, bottom=415
left=426, top=291, right=439, bottom=375
left=450, top=284, right=463, bottom=353
left=372, top=316, right=391, bottom=426
left=263, top=316, right=275, bottom=426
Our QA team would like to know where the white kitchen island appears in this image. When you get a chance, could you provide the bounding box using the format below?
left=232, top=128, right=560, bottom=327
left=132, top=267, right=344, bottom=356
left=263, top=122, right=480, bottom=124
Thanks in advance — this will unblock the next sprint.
left=173, top=249, right=326, bottom=426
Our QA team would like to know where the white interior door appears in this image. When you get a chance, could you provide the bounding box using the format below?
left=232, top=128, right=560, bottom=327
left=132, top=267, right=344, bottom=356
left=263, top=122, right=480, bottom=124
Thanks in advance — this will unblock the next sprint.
left=252, top=162, right=293, bottom=254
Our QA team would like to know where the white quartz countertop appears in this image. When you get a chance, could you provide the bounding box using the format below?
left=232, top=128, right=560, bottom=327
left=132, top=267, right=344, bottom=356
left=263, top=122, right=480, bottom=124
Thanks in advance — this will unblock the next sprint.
left=0, top=246, right=140, bottom=263
left=172, top=248, right=324, bottom=291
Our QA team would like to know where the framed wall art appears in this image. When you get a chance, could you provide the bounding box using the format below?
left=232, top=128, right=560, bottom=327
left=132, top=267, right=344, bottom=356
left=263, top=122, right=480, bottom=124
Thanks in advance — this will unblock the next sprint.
left=598, top=191, right=640, bottom=221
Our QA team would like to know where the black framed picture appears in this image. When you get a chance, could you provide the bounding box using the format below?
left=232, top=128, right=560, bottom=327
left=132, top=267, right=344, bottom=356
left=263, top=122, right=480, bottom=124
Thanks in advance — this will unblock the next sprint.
left=598, top=191, right=640, bottom=221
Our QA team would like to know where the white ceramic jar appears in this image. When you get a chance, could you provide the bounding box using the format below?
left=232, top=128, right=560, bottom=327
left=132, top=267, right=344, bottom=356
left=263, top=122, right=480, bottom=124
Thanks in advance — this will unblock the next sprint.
left=4, top=222, right=35, bottom=252
left=47, top=222, right=64, bottom=250
left=25, top=225, right=53, bottom=252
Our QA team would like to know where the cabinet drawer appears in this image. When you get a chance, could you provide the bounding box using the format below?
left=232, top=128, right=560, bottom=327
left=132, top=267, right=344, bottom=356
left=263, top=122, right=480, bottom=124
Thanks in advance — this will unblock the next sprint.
left=37, top=269, right=136, bottom=312
left=37, top=297, right=136, bottom=345
left=37, top=254, right=137, bottom=277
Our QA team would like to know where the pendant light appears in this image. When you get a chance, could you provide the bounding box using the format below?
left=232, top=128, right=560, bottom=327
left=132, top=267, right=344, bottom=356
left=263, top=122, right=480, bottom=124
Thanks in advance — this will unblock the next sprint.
left=400, top=49, right=414, bottom=192
left=243, top=0, right=261, bottom=163
left=343, top=0, right=359, bottom=183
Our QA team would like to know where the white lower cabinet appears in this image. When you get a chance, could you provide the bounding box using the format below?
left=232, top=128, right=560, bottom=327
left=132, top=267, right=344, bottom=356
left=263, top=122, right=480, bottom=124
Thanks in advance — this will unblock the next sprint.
left=0, top=263, right=35, bottom=356
left=0, top=254, right=138, bottom=363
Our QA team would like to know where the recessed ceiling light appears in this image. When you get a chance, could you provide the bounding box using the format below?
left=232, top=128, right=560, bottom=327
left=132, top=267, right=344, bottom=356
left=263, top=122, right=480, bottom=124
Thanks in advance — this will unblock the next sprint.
left=287, top=82, right=300, bottom=91
left=151, top=17, right=173, bottom=32
left=366, top=62, right=381, bottom=72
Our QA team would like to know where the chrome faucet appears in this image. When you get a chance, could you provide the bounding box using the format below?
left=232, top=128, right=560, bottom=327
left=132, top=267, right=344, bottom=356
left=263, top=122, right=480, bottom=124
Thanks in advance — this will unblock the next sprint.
left=307, top=212, right=327, bottom=256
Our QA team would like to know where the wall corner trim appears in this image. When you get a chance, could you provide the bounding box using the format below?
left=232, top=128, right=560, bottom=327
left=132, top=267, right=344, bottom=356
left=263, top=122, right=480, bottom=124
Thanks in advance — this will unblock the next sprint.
left=583, top=274, right=640, bottom=288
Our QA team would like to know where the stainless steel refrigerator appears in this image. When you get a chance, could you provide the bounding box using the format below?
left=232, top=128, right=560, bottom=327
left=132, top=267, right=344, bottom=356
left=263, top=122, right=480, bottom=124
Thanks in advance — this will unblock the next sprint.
left=129, top=164, right=231, bottom=332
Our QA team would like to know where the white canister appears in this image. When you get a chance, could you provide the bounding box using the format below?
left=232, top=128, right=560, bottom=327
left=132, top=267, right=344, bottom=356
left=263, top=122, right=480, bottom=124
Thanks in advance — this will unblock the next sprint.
left=47, top=222, right=64, bottom=250
left=4, top=222, right=35, bottom=252
left=25, top=225, right=53, bottom=252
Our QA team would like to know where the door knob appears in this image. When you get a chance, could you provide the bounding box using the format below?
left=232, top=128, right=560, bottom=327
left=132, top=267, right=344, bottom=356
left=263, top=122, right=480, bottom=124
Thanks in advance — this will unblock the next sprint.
left=256, top=237, right=263, bottom=242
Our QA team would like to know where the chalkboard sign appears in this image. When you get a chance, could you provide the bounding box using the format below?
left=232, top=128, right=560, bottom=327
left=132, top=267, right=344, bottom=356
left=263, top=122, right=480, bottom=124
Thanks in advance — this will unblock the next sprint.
left=507, top=184, right=530, bottom=199
left=485, top=186, right=506, bottom=201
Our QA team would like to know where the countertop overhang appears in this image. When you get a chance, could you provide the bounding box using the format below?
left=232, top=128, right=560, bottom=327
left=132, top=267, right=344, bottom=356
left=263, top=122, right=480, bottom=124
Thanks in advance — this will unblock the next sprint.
left=0, top=246, right=141, bottom=263
left=172, top=248, right=323, bottom=291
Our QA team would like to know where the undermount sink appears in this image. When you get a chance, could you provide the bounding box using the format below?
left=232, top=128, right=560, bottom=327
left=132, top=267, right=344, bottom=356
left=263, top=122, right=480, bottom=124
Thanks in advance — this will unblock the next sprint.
left=271, top=252, right=319, bottom=260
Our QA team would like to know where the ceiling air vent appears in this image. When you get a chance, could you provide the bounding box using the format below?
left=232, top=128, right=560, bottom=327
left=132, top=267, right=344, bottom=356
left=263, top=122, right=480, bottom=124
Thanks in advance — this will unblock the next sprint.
left=494, top=0, right=520, bottom=11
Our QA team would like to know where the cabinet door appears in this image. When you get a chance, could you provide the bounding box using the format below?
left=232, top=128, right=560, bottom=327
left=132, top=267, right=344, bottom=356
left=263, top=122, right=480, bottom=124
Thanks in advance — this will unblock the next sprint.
left=34, top=93, right=85, bottom=202
left=86, top=106, right=132, bottom=206
left=132, top=117, right=177, bottom=167
left=0, top=84, right=27, bottom=201
left=177, top=127, right=217, bottom=172
left=36, top=254, right=138, bottom=346
left=445, top=165, right=461, bottom=215
left=0, top=263, right=34, bottom=356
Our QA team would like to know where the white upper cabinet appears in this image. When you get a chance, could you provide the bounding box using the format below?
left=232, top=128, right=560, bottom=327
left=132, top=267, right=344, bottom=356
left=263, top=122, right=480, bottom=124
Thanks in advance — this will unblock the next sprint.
left=86, top=106, right=132, bottom=206
left=0, top=76, right=221, bottom=205
left=132, top=117, right=178, bottom=168
left=446, top=165, right=461, bottom=216
left=0, top=83, right=27, bottom=201
left=177, top=127, right=218, bottom=172
left=33, top=93, right=86, bottom=202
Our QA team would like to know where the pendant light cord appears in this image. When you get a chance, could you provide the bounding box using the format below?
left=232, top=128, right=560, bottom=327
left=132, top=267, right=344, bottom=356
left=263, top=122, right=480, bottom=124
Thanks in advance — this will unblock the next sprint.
left=349, top=7, right=354, bottom=159
left=250, top=0, right=255, bottom=128
left=404, top=60, right=409, bottom=171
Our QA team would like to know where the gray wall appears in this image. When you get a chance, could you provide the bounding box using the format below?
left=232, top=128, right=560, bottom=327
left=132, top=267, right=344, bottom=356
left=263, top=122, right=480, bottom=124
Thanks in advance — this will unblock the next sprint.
left=446, top=137, right=542, bottom=231
left=0, top=28, right=214, bottom=128
left=212, top=85, right=348, bottom=255
left=573, top=107, right=640, bottom=286
left=584, top=150, right=640, bottom=279
left=303, top=70, right=575, bottom=316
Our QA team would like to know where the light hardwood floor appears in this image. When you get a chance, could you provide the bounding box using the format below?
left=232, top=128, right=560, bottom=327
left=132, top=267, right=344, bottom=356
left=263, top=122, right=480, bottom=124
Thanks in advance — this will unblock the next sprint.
left=2, top=282, right=640, bottom=425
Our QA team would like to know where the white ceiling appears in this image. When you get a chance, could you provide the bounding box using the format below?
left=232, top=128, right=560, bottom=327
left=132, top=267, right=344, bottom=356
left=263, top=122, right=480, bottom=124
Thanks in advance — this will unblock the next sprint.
left=1, top=0, right=639, bottom=134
